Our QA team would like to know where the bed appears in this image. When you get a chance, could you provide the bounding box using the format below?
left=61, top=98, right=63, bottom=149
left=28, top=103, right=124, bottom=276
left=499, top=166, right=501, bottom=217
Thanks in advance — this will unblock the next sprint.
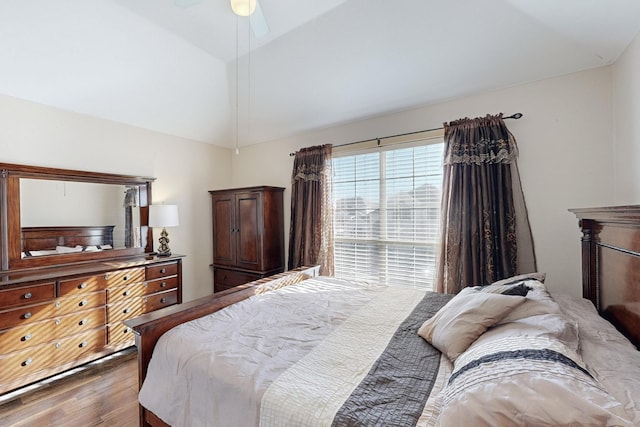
left=126, top=205, right=640, bottom=427
left=21, top=225, right=114, bottom=257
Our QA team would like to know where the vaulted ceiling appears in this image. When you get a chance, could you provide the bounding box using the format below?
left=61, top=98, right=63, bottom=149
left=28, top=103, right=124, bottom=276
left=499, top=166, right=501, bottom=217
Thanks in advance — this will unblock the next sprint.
left=2, top=0, right=640, bottom=148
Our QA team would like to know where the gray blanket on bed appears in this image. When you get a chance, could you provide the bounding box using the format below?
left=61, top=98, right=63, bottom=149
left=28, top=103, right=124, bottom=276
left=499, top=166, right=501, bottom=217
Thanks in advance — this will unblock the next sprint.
left=260, top=287, right=452, bottom=427
left=331, top=292, right=452, bottom=427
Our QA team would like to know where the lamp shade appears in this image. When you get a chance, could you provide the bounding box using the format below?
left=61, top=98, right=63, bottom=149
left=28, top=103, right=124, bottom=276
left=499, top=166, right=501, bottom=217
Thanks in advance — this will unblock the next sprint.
left=148, top=205, right=179, bottom=228
left=230, top=0, right=256, bottom=16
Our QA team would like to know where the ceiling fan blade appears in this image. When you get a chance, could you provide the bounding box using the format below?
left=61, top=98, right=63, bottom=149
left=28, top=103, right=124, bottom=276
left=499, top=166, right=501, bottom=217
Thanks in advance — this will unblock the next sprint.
left=250, top=1, right=269, bottom=39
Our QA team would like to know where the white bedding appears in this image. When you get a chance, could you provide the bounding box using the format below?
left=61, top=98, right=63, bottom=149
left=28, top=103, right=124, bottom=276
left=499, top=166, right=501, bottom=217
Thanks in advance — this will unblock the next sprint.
left=139, top=276, right=639, bottom=427
left=554, top=293, right=640, bottom=424
left=139, top=276, right=388, bottom=427
left=259, top=285, right=442, bottom=427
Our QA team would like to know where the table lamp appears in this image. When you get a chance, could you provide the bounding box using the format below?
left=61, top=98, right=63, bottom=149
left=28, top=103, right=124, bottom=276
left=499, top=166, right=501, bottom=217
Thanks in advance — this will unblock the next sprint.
left=148, top=204, right=179, bottom=256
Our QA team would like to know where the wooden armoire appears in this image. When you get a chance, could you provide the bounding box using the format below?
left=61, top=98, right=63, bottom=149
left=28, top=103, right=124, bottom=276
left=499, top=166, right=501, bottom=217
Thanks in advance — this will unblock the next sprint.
left=209, top=186, right=285, bottom=292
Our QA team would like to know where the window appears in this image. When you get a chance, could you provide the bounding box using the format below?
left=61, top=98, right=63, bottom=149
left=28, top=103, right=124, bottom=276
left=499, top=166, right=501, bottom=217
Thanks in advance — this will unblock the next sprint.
left=332, top=139, right=444, bottom=290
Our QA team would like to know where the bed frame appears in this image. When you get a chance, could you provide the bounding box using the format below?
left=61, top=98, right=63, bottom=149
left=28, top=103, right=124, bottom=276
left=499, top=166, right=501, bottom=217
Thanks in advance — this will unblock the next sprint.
left=127, top=205, right=640, bottom=427
left=125, top=265, right=319, bottom=427
left=571, top=205, right=640, bottom=348
left=21, top=225, right=115, bottom=252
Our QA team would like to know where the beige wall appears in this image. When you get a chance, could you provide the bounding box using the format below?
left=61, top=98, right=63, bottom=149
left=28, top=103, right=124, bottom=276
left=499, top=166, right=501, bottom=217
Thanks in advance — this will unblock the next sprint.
left=0, top=94, right=232, bottom=301
left=1, top=60, right=626, bottom=299
left=613, top=31, right=640, bottom=203
left=231, top=67, right=615, bottom=297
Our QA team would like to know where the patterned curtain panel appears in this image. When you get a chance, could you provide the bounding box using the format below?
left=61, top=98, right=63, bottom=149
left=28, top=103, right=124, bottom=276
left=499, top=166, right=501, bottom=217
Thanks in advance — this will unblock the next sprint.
left=288, top=144, right=334, bottom=275
left=436, top=114, right=536, bottom=293
left=123, top=186, right=139, bottom=248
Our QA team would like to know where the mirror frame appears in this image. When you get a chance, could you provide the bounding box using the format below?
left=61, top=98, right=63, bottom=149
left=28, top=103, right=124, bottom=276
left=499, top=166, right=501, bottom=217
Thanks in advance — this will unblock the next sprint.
left=0, top=162, right=155, bottom=271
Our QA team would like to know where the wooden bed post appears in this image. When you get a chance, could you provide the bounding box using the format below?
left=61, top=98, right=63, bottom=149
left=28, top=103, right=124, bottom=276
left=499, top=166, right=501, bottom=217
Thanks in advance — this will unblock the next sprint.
left=571, top=205, right=640, bottom=349
left=577, top=218, right=602, bottom=310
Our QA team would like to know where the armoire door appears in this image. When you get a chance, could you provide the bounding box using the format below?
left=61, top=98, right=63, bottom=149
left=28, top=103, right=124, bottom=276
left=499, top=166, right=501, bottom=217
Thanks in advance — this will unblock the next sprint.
left=211, top=194, right=236, bottom=266
left=235, top=191, right=263, bottom=271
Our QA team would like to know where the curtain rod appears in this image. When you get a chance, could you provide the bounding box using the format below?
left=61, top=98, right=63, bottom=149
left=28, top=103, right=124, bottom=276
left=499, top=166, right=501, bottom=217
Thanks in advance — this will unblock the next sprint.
left=288, top=112, right=523, bottom=156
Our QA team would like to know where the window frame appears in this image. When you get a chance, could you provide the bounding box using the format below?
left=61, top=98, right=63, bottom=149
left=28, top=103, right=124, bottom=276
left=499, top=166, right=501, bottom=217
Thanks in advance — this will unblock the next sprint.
left=331, top=130, right=444, bottom=290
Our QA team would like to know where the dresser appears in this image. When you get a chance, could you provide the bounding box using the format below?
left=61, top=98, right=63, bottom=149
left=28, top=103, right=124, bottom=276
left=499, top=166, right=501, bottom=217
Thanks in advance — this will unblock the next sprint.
left=209, top=186, right=285, bottom=292
left=0, top=161, right=185, bottom=396
left=0, top=255, right=182, bottom=394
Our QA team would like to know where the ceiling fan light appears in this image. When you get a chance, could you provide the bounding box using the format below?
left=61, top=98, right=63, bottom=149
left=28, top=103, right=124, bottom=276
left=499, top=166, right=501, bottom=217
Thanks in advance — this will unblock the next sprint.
left=230, top=0, right=256, bottom=17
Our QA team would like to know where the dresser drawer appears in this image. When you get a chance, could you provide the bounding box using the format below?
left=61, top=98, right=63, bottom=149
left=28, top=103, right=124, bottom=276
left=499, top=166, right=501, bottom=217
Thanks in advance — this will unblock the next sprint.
left=146, top=262, right=178, bottom=280
left=107, top=277, right=178, bottom=303
left=0, top=283, right=55, bottom=309
left=58, top=274, right=108, bottom=296
left=143, top=290, right=178, bottom=312
left=145, top=276, right=178, bottom=294
left=214, top=268, right=262, bottom=291
left=107, top=289, right=178, bottom=323
left=0, top=328, right=106, bottom=384
left=107, top=299, right=145, bottom=324
left=55, top=292, right=107, bottom=314
left=105, top=267, right=145, bottom=288
left=107, top=321, right=135, bottom=347
left=0, top=292, right=106, bottom=330
left=0, top=307, right=106, bottom=353
left=107, top=282, right=147, bottom=303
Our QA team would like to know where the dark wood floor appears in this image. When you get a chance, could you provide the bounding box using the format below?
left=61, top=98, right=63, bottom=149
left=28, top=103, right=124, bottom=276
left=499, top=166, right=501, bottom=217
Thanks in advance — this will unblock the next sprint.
left=0, top=348, right=139, bottom=427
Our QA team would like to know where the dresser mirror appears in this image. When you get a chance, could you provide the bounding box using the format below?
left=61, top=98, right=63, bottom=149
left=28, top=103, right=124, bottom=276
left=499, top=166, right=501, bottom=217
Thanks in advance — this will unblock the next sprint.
left=0, top=162, right=155, bottom=271
left=20, top=179, right=142, bottom=249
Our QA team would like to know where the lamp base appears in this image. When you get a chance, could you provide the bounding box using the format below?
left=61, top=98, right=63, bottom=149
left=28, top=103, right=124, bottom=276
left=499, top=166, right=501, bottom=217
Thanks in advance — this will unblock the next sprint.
left=156, top=228, right=172, bottom=257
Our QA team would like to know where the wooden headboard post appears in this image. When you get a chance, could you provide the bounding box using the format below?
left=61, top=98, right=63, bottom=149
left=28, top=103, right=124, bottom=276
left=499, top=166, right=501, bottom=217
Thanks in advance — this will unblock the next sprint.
left=576, top=218, right=602, bottom=310
left=0, top=169, right=8, bottom=271
left=570, top=206, right=640, bottom=348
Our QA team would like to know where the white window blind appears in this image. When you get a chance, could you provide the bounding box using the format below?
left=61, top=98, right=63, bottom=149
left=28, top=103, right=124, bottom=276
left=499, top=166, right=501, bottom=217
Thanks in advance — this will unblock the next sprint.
left=332, top=140, right=444, bottom=290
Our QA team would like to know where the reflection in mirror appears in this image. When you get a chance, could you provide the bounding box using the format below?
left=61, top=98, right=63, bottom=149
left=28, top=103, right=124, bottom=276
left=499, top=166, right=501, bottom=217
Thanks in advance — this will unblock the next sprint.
left=20, top=179, right=142, bottom=251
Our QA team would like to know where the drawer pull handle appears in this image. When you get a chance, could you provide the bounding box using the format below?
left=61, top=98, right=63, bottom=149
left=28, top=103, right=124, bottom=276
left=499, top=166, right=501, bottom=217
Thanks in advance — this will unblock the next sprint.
left=160, top=282, right=167, bottom=288
left=123, top=307, right=131, bottom=314
left=79, top=282, right=87, bottom=289
left=123, top=275, right=130, bottom=281
left=55, top=301, right=61, bottom=308
left=22, top=334, right=32, bottom=341
left=79, top=318, right=88, bottom=326
left=22, top=358, right=32, bottom=367
left=160, top=268, right=166, bottom=274
left=79, top=341, right=88, bottom=348
left=23, top=312, right=32, bottom=319
left=104, top=274, right=110, bottom=280
left=124, top=327, right=132, bottom=334
left=123, top=290, right=130, bottom=296
left=79, top=299, right=88, bottom=307
left=55, top=318, right=61, bottom=325
left=55, top=342, right=61, bottom=349
left=160, top=297, right=167, bottom=304
left=24, top=292, right=32, bottom=299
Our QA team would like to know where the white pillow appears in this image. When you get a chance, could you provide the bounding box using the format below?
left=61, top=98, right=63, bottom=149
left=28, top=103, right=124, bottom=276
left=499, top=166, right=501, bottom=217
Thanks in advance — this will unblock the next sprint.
left=29, top=249, right=59, bottom=257
left=490, top=271, right=546, bottom=286
left=437, top=315, right=633, bottom=427
left=418, top=287, right=525, bottom=362
left=56, top=245, right=84, bottom=254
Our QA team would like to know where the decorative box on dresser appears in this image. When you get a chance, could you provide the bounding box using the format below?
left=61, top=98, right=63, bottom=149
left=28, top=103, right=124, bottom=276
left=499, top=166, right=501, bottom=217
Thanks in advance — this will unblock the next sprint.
left=210, top=186, right=285, bottom=292
left=0, top=162, right=183, bottom=396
